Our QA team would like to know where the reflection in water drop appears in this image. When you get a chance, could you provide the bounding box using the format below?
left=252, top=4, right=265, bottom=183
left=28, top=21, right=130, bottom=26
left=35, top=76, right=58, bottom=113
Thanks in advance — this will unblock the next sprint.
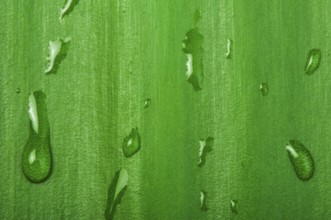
left=144, top=98, right=151, bottom=108
left=259, top=83, right=268, bottom=96
left=305, top=49, right=321, bottom=75
left=122, top=127, right=141, bottom=157
left=182, top=28, right=204, bottom=91
left=21, top=91, right=52, bottom=183
left=286, top=140, right=314, bottom=181
left=200, top=190, right=208, bottom=211
left=230, top=200, right=238, bottom=214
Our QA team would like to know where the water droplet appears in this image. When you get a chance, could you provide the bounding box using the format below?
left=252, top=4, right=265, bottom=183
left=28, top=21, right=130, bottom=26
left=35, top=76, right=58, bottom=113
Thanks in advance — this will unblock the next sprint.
left=226, top=39, right=233, bottom=59
left=59, top=0, right=80, bottom=21
left=182, top=28, right=204, bottom=91
left=144, top=98, right=151, bottom=108
left=105, top=169, right=128, bottom=220
left=200, top=190, right=208, bottom=211
left=122, top=127, right=141, bottom=157
left=305, top=49, right=321, bottom=75
left=230, top=200, right=238, bottom=214
left=198, top=137, right=214, bottom=167
left=21, top=91, right=52, bottom=183
left=16, top=88, right=21, bottom=94
left=45, top=37, right=71, bottom=74
left=259, top=83, right=268, bottom=96
left=286, top=140, right=314, bottom=181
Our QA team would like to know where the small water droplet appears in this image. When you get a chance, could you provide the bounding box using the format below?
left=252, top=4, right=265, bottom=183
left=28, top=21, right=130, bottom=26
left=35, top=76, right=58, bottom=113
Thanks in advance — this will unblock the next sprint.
left=286, top=140, right=314, bottom=181
left=122, top=127, right=141, bottom=157
left=144, top=98, right=151, bottom=108
left=200, top=190, right=208, bottom=211
left=16, top=88, right=21, bottom=94
left=59, top=0, right=80, bottom=21
left=21, top=91, right=52, bottom=183
left=45, top=37, right=71, bottom=74
left=230, top=200, right=238, bottom=214
left=182, top=28, right=204, bottom=91
left=226, top=39, right=233, bottom=59
left=305, top=49, right=321, bottom=75
left=198, top=137, right=214, bottom=167
left=259, top=83, right=268, bottom=96
left=105, top=169, right=128, bottom=220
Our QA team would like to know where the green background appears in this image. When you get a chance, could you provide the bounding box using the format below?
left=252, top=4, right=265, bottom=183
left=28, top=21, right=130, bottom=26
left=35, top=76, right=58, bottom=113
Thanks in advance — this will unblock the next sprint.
left=1, top=0, right=331, bottom=219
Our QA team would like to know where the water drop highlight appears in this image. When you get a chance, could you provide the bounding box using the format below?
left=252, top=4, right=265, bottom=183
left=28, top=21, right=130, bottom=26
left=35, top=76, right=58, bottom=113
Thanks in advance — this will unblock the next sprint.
left=122, top=127, right=141, bottom=157
left=226, top=39, right=232, bottom=59
left=105, top=169, right=128, bottom=220
left=305, top=49, right=321, bottom=75
left=230, top=200, right=238, bottom=214
left=60, top=0, right=79, bottom=21
left=198, top=137, right=214, bottom=167
left=182, top=28, right=204, bottom=91
left=22, top=91, right=52, bottom=183
left=259, top=83, right=268, bottom=96
left=286, top=140, right=315, bottom=181
left=45, top=37, right=71, bottom=74
left=200, top=190, right=208, bottom=211
left=144, top=98, right=151, bottom=108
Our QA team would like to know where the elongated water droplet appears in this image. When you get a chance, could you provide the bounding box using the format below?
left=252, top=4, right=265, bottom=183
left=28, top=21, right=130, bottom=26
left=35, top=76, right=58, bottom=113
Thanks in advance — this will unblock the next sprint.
left=182, top=28, right=204, bottom=91
left=59, top=0, right=79, bottom=21
left=45, top=37, right=71, bottom=74
left=286, top=140, right=314, bottom=181
left=122, top=127, right=141, bottom=157
left=305, top=49, right=321, bottom=75
left=259, top=83, right=268, bottom=96
left=22, top=91, right=52, bottom=183
left=144, top=98, right=151, bottom=108
left=226, top=39, right=232, bottom=59
left=105, top=169, right=128, bottom=220
left=198, top=137, right=214, bottom=167
left=200, top=190, right=208, bottom=211
left=230, top=200, right=238, bottom=214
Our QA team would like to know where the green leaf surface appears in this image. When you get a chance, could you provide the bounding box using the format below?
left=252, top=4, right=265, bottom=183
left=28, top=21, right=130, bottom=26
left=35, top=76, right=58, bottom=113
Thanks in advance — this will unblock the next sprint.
left=1, top=0, right=331, bottom=219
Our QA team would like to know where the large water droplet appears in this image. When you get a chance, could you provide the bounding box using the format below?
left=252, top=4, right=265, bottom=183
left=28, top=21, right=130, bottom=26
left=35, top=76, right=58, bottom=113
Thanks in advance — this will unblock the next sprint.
left=198, top=137, right=214, bottom=167
left=305, top=49, right=321, bottom=75
left=259, top=83, right=268, bottom=96
left=105, top=169, right=128, bottom=220
left=45, top=37, right=71, bottom=74
left=122, top=127, right=141, bottom=157
left=286, top=140, right=315, bottom=181
left=22, top=91, right=52, bottom=183
left=59, top=0, right=80, bottom=21
left=226, top=39, right=233, bottom=59
left=230, top=200, right=238, bottom=214
left=144, top=98, right=151, bottom=108
left=182, top=28, right=204, bottom=91
left=200, top=190, right=208, bottom=211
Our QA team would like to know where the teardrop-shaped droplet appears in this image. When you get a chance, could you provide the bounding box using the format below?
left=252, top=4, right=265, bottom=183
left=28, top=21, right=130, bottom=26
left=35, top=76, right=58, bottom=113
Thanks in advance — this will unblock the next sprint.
left=286, top=140, right=314, bottom=181
left=200, top=190, right=208, bottom=211
left=105, top=169, right=128, bottom=220
left=198, top=137, right=214, bottom=167
left=305, top=49, right=321, bottom=75
left=230, top=200, right=238, bottom=214
left=144, top=98, right=151, bottom=108
left=22, top=91, right=52, bottom=183
left=259, top=83, right=268, bottom=96
left=182, top=28, right=204, bottom=91
left=122, top=127, right=141, bottom=157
